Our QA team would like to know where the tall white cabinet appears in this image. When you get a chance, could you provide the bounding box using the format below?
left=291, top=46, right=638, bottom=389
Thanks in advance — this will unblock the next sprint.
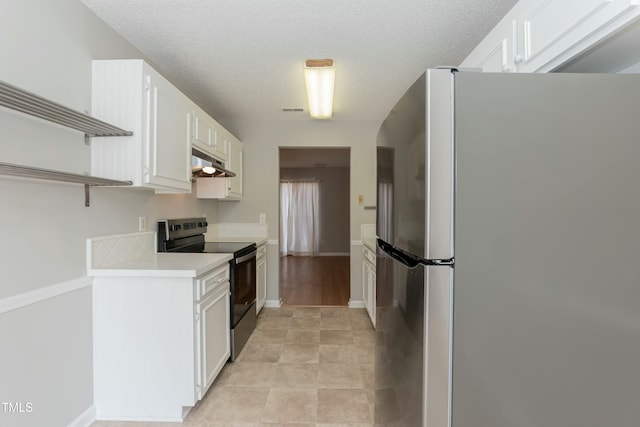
left=91, top=60, right=192, bottom=193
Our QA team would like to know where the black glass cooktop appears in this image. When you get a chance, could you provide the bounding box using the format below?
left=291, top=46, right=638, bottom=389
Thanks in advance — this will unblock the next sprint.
left=203, top=241, right=256, bottom=256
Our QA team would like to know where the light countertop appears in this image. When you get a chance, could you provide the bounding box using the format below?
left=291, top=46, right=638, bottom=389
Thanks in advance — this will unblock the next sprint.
left=88, top=252, right=232, bottom=278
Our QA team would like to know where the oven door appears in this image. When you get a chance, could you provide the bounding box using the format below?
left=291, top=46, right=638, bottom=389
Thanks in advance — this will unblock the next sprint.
left=232, top=249, right=257, bottom=327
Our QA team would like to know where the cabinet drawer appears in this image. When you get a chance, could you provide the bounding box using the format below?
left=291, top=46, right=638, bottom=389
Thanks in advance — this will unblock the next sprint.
left=197, top=264, right=230, bottom=300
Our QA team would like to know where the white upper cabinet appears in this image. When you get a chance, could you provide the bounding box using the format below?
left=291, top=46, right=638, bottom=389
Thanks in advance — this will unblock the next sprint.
left=460, top=17, right=518, bottom=72
left=518, top=0, right=640, bottom=72
left=460, top=0, right=640, bottom=73
left=92, top=60, right=192, bottom=193
left=211, top=120, right=229, bottom=162
left=226, top=135, right=243, bottom=199
left=192, top=106, right=213, bottom=155
left=192, top=107, right=228, bottom=163
left=196, top=128, right=243, bottom=200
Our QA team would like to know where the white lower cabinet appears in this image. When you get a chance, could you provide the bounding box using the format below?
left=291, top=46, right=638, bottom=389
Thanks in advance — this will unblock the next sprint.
left=195, top=264, right=231, bottom=400
left=196, top=281, right=230, bottom=399
left=256, top=243, right=267, bottom=314
left=362, top=244, right=376, bottom=328
left=93, top=263, right=230, bottom=422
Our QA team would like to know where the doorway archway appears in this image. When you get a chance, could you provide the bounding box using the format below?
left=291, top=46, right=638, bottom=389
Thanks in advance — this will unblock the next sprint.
left=278, top=147, right=351, bottom=306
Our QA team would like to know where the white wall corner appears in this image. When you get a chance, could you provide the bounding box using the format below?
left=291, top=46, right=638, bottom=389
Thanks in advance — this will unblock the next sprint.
left=67, top=404, right=96, bottom=427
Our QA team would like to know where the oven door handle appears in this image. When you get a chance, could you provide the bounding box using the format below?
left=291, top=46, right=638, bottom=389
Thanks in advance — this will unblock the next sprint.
left=236, top=249, right=257, bottom=264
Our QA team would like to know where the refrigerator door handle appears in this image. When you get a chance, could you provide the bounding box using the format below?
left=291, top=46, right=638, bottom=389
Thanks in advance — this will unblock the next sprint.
left=426, top=257, right=455, bottom=267
left=377, top=238, right=454, bottom=268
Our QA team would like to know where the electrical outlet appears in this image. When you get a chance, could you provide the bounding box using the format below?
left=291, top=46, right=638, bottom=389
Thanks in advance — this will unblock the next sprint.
left=358, top=194, right=364, bottom=204
left=259, top=213, right=266, bottom=224
left=138, top=216, right=147, bottom=232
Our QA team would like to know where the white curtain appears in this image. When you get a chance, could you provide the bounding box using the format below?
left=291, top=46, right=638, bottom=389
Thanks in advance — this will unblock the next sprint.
left=280, top=181, right=320, bottom=256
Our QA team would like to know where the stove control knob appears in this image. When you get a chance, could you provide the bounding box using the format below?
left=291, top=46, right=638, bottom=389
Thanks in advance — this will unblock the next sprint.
left=198, top=221, right=208, bottom=227
left=170, top=224, right=182, bottom=231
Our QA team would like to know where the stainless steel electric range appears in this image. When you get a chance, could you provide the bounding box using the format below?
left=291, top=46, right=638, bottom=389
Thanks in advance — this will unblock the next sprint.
left=157, top=218, right=257, bottom=361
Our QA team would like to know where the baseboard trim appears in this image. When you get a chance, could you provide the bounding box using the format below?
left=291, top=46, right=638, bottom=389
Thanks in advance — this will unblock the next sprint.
left=348, top=300, right=366, bottom=309
left=0, top=276, right=93, bottom=315
left=67, top=404, right=96, bottom=427
left=264, top=299, right=283, bottom=308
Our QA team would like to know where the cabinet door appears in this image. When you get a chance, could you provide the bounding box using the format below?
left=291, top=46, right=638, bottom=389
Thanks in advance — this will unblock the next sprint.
left=211, top=119, right=228, bottom=162
left=256, top=255, right=267, bottom=314
left=517, top=0, right=640, bottom=72
left=362, top=245, right=376, bottom=327
left=460, top=18, right=518, bottom=72
left=365, top=263, right=375, bottom=326
left=362, top=259, right=369, bottom=311
left=369, top=266, right=376, bottom=328
left=146, top=69, right=192, bottom=192
left=197, top=283, right=230, bottom=399
left=192, top=107, right=213, bottom=155
left=227, top=137, right=243, bottom=199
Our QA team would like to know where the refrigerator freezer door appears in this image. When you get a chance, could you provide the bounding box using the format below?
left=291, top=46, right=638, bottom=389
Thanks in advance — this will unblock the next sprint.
left=425, top=68, right=455, bottom=262
left=376, top=74, right=426, bottom=255
left=452, top=72, right=640, bottom=426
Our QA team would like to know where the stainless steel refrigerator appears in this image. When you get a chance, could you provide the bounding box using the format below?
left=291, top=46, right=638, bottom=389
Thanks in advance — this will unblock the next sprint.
left=375, top=68, right=640, bottom=426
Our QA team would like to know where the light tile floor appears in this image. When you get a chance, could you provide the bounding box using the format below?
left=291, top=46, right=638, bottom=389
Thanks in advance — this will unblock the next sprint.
left=91, top=306, right=375, bottom=427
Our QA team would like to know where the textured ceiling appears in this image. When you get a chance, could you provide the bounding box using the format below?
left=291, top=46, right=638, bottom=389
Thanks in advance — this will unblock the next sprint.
left=81, top=0, right=518, bottom=122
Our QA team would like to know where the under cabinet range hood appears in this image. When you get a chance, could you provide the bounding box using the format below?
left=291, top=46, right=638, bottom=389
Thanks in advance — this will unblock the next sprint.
left=191, top=148, right=235, bottom=178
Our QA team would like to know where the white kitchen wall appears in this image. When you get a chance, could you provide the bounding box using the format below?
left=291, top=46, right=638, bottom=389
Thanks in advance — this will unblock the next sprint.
left=0, top=1, right=218, bottom=426
left=217, top=119, right=378, bottom=306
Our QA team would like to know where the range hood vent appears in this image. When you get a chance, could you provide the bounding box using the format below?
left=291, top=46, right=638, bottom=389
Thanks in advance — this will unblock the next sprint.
left=192, top=148, right=236, bottom=178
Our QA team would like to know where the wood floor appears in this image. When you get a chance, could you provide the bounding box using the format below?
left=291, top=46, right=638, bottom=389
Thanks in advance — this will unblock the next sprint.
left=280, top=255, right=350, bottom=306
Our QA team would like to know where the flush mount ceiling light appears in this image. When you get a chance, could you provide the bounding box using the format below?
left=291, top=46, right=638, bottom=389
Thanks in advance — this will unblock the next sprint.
left=304, top=59, right=335, bottom=119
